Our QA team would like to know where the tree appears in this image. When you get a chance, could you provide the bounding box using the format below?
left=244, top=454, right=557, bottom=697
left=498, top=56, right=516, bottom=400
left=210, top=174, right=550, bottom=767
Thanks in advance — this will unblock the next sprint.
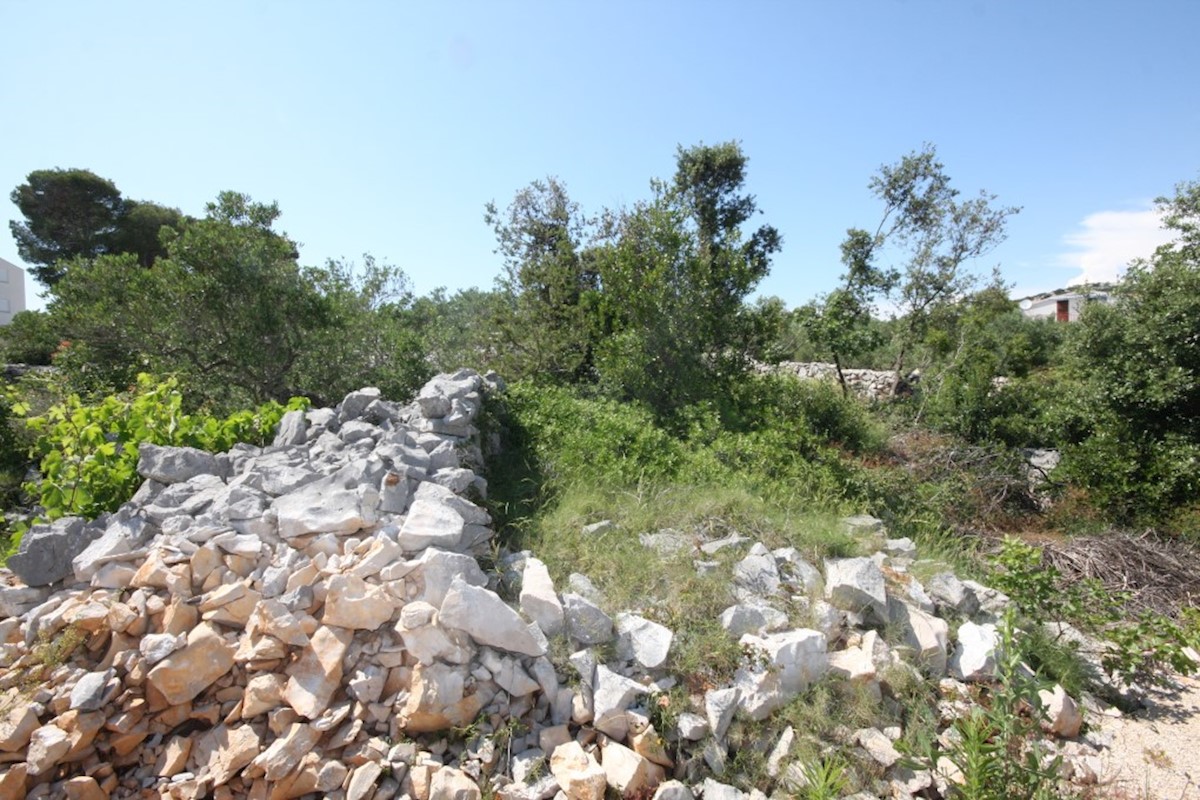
left=802, top=228, right=899, bottom=394
left=10, top=169, right=185, bottom=286
left=485, top=178, right=598, bottom=383
left=51, top=192, right=330, bottom=408
left=294, top=256, right=431, bottom=406
left=1063, top=176, right=1200, bottom=520
left=592, top=141, right=781, bottom=419
left=9, top=169, right=125, bottom=287
left=853, top=145, right=1019, bottom=393
left=110, top=200, right=185, bottom=267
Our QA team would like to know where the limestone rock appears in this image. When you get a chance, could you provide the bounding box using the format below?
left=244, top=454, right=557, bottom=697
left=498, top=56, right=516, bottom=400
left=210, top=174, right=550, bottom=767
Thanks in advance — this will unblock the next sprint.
left=323, top=573, right=396, bottom=630
left=520, top=557, right=564, bottom=636
left=601, top=739, right=663, bottom=796
left=137, top=443, right=223, bottom=484
left=550, top=741, right=607, bottom=800
left=398, top=494, right=466, bottom=552
left=614, top=612, right=672, bottom=670
left=284, top=624, right=354, bottom=718
left=592, top=665, right=648, bottom=739
left=928, top=572, right=980, bottom=617
left=735, top=629, right=828, bottom=720
left=26, top=724, right=71, bottom=776
left=440, top=577, right=545, bottom=657
left=0, top=702, right=39, bottom=752
left=272, top=475, right=379, bottom=539
left=824, top=557, right=888, bottom=623
left=855, top=727, right=901, bottom=768
left=8, top=516, right=94, bottom=586
left=429, top=766, right=482, bottom=800
left=147, top=622, right=235, bottom=705
left=1038, top=684, right=1083, bottom=738
left=950, top=621, right=998, bottom=682
left=733, top=543, right=781, bottom=598
left=563, top=593, right=613, bottom=645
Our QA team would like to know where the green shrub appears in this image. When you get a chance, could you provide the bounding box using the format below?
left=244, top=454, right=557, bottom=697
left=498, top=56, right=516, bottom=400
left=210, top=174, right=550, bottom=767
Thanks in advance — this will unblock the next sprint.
left=17, top=374, right=307, bottom=522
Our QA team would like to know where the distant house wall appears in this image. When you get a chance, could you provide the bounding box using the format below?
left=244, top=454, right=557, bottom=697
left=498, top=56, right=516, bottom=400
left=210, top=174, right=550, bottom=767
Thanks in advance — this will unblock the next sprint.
left=0, top=258, right=26, bottom=325
left=1020, top=291, right=1109, bottom=322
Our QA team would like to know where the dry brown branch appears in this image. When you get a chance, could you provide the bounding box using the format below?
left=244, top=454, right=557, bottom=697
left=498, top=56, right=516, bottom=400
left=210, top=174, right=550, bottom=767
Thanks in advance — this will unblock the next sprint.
left=1041, top=531, right=1200, bottom=617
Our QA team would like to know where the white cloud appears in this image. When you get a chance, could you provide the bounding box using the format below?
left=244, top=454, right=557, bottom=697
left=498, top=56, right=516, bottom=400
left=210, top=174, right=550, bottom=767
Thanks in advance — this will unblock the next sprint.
left=1056, top=207, right=1176, bottom=285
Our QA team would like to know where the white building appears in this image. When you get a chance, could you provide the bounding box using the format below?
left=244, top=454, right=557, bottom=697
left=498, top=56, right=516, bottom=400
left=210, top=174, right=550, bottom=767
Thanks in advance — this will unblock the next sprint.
left=1018, top=289, right=1110, bottom=323
left=0, top=258, right=26, bottom=325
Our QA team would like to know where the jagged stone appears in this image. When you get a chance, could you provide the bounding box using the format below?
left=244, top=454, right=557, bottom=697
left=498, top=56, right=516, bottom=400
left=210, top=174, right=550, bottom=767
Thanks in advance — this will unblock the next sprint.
left=284, top=624, right=353, bottom=718
left=26, top=724, right=70, bottom=776
left=855, top=727, right=901, bottom=768
left=563, top=593, right=613, bottom=645
left=705, top=687, right=739, bottom=742
left=440, top=576, right=545, bottom=656
left=928, top=572, right=980, bottom=617
left=676, top=712, right=709, bottom=741
left=950, top=621, right=998, bottom=682
left=733, top=543, right=781, bottom=598
left=520, top=557, right=564, bottom=636
left=272, top=473, right=380, bottom=539
left=429, top=766, right=482, bottom=800
left=192, top=723, right=261, bottom=786
left=889, top=598, right=949, bottom=677
left=147, top=622, right=235, bottom=705
left=68, top=668, right=114, bottom=711
left=138, top=443, right=224, bottom=484
left=72, top=511, right=153, bottom=583
left=398, top=492, right=466, bottom=552
left=824, top=557, right=888, bottom=623
left=8, top=516, right=95, bottom=586
left=550, top=741, right=607, bottom=800
left=323, top=573, right=396, bottom=630
left=593, top=665, right=648, bottom=739
left=773, top=548, right=822, bottom=593
left=601, top=739, right=664, bottom=795
left=400, top=662, right=492, bottom=733
left=0, top=702, right=39, bottom=752
left=1038, top=684, right=1083, bottom=738
left=614, top=612, right=672, bottom=670
left=735, top=630, right=828, bottom=720
left=653, top=780, right=695, bottom=800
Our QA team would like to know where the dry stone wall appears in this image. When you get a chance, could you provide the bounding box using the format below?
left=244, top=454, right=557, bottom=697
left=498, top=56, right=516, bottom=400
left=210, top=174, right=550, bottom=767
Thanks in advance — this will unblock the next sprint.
left=0, top=371, right=1110, bottom=799
left=759, top=362, right=902, bottom=402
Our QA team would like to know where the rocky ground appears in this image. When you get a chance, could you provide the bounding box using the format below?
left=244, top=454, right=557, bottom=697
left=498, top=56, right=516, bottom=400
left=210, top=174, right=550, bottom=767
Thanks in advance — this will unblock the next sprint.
left=0, top=370, right=1185, bottom=799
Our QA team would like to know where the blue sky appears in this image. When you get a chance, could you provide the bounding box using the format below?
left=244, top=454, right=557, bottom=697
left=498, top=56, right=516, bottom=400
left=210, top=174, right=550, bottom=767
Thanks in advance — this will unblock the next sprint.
left=2, top=1, right=1197, bottom=312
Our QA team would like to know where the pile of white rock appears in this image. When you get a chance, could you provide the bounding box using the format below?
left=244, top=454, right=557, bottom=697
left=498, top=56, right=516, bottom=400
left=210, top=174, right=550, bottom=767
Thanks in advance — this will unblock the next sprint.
left=0, top=371, right=1107, bottom=800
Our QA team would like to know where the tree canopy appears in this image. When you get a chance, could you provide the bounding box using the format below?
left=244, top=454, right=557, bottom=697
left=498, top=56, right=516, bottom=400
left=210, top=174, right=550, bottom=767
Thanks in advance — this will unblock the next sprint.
left=9, top=168, right=184, bottom=287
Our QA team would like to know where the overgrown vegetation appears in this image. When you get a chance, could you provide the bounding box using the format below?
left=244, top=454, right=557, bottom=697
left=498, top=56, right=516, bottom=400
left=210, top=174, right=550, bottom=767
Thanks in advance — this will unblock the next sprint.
left=2, top=151, right=1199, bottom=797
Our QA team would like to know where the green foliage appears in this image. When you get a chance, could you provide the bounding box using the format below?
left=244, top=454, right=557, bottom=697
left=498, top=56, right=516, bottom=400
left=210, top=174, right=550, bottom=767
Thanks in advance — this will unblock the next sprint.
left=797, top=757, right=850, bottom=800
left=861, top=145, right=1020, bottom=389
left=18, top=374, right=307, bottom=521
left=1054, top=197, right=1200, bottom=523
left=9, top=168, right=184, bottom=287
left=802, top=227, right=899, bottom=391
left=589, top=141, right=781, bottom=420
left=410, top=287, right=508, bottom=374
left=9, top=168, right=125, bottom=287
left=293, top=256, right=431, bottom=407
left=989, top=537, right=1198, bottom=690
left=0, top=310, right=62, bottom=366
left=485, top=177, right=599, bottom=383
left=43, top=193, right=429, bottom=413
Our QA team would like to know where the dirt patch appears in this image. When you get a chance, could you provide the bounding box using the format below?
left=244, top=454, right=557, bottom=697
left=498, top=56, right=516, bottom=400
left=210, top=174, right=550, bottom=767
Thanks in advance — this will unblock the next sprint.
left=1095, top=674, right=1200, bottom=798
